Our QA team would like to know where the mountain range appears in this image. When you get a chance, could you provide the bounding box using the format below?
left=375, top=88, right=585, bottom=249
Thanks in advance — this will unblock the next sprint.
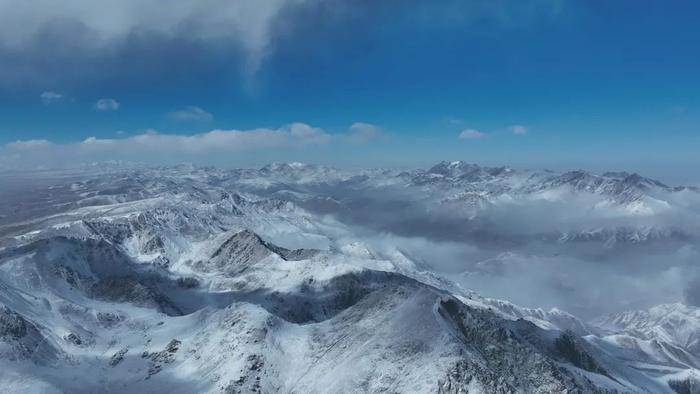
left=1, top=162, right=699, bottom=393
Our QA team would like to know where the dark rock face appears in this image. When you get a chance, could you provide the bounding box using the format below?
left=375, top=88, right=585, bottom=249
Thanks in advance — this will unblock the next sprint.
left=210, top=230, right=274, bottom=268
left=205, top=230, right=318, bottom=275
left=0, top=306, right=29, bottom=340
left=553, top=331, right=609, bottom=377
left=64, top=332, right=83, bottom=346
left=144, top=339, right=181, bottom=378
left=437, top=299, right=601, bottom=392
left=253, top=271, right=403, bottom=325
left=223, top=354, right=266, bottom=394
left=274, top=247, right=318, bottom=262
left=89, top=277, right=182, bottom=316
left=109, top=347, right=129, bottom=367
left=175, top=277, right=200, bottom=289
left=97, top=312, right=125, bottom=328
left=669, top=377, right=700, bottom=394
left=0, top=306, right=59, bottom=364
left=141, top=235, right=165, bottom=254
left=54, top=264, right=90, bottom=289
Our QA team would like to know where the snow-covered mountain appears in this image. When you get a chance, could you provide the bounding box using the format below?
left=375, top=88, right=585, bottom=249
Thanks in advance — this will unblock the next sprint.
left=233, top=160, right=695, bottom=206
left=593, top=303, right=700, bottom=357
left=1, top=163, right=699, bottom=393
left=209, top=160, right=700, bottom=246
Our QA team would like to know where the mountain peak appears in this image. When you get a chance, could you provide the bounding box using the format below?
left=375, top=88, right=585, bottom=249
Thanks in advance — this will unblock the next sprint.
left=260, top=162, right=315, bottom=172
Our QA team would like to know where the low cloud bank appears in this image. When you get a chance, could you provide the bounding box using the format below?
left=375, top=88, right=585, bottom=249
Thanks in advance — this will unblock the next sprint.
left=0, top=122, right=389, bottom=169
left=286, top=180, right=700, bottom=318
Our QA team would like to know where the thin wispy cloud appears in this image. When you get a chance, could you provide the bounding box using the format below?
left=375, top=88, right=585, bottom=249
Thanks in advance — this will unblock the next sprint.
left=169, top=106, right=214, bottom=122
left=94, top=98, right=120, bottom=111
left=443, top=116, right=466, bottom=126
left=509, top=125, right=528, bottom=135
left=458, top=129, right=485, bottom=139
left=40, top=91, right=63, bottom=105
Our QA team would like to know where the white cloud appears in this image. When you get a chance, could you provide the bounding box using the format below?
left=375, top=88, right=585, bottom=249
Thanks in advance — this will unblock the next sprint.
left=458, top=128, right=485, bottom=139
left=0, top=121, right=396, bottom=171
left=6, top=139, right=52, bottom=150
left=40, top=91, right=63, bottom=105
left=94, top=98, right=120, bottom=111
left=509, top=124, right=528, bottom=135
left=342, top=122, right=391, bottom=144
left=1, top=123, right=389, bottom=168
left=169, top=106, right=214, bottom=122
left=76, top=128, right=307, bottom=153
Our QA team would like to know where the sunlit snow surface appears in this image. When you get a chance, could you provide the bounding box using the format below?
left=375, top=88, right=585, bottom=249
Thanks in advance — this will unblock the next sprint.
left=0, top=162, right=699, bottom=393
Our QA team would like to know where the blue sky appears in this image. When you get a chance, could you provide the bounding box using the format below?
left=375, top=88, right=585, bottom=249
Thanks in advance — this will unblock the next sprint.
left=0, top=1, right=698, bottom=180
